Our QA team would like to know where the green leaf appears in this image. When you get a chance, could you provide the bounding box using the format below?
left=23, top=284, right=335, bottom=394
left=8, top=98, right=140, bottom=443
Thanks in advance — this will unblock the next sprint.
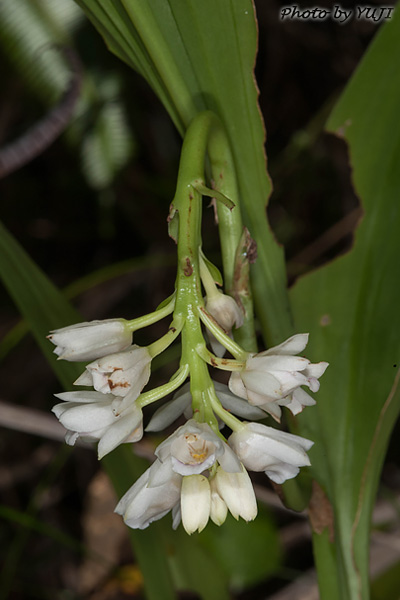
left=73, top=0, right=292, bottom=343
left=290, top=11, right=400, bottom=599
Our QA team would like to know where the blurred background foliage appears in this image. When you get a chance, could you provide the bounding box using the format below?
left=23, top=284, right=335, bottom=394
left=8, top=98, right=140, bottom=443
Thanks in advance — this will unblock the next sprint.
left=0, top=1, right=399, bottom=599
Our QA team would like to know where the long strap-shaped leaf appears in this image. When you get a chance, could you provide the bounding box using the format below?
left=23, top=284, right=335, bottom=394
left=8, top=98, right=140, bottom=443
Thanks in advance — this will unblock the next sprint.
left=74, top=0, right=292, bottom=343
left=290, top=11, right=400, bottom=599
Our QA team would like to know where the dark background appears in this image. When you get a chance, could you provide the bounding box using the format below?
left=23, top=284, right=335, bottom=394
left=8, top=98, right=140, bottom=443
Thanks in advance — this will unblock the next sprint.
left=0, top=1, right=397, bottom=598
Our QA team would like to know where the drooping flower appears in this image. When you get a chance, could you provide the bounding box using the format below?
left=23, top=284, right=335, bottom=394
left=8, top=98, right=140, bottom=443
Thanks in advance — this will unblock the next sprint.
left=115, top=419, right=245, bottom=532
left=205, top=292, right=243, bottom=356
left=229, top=333, right=328, bottom=421
left=115, top=458, right=182, bottom=529
left=228, top=422, right=313, bottom=484
left=74, top=345, right=152, bottom=413
left=52, top=391, right=143, bottom=458
left=47, top=319, right=132, bottom=362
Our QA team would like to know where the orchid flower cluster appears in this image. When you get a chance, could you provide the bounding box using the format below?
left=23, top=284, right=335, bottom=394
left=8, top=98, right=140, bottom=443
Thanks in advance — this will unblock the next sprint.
left=48, top=113, right=328, bottom=534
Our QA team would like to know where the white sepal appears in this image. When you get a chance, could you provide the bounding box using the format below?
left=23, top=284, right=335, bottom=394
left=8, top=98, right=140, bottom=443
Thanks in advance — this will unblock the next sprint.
left=48, top=319, right=132, bottom=362
left=74, top=345, right=151, bottom=404
left=115, top=459, right=181, bottom=529
left=215, top=465, right=257, bottom=522
left=209, top=476, right=228, bottom=526
left=228, top=333, right=328, bottom=420
left=228, top=422, right=313, bottom=484
left=181, top=475, right=211, bottom=534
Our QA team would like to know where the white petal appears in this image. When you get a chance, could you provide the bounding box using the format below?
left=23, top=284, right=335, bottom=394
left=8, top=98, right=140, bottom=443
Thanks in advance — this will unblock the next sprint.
left=65, top=430, right=80, bottom=445
left=209, top=478, right=228, bottom=526
left=73, top=371, right=93, bottom=386
left=171, top=454, right=216, bottom=476
left=229, top=422, right=313, bottom=474
left=304, top=361, right=329, bottom=379
left=285, top=388, right=316, bottom=415
left=54, top=391, right=115, bottom=403
left=215, top=465, right=257, bottom=522
left=97, top=406, right=143, bottom=459
left=172, top=504, right=182, bottom=530
left=228, top=371, right=250, bottom=400
left=56, top=402, right=116, bottom=433
left=145, top=395, right=191, bottom=432
left=248, top=354, right=309, bottom=373
left=217, top=442, right=242, bottom=473
left=260, top=334, right=309, bottom=356
left=48, top=319, right=132, bottom=362
left=115, top=461, right=181, bottom=529
left=241, top=371, right=285, bottom=399
left=216, top=385, right=268, bottom=420
left=181, top=475, right=211, bottom=534
left=265, top=463, right=300, bottom=484
left=147, top=457, right=176, bottom=488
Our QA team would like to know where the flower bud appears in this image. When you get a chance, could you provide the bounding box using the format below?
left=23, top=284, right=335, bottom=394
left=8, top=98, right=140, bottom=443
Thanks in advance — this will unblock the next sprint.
left=206, top=292, right=243, bottom=357
left=48, top=319, right=132, bottom=362
left=181, top=474, right=211, bottom=534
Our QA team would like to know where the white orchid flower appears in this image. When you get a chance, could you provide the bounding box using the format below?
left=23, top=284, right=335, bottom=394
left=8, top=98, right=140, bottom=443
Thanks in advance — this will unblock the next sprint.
left=228, top=422, right=313, bottom=484
left=115, top=458, right=181, bottom=529
left=47, top=319, right=132, bottom=362
left=52, top=391, right=143, bottom=458
left=229, top=333, right=328, bottom=421
left=154, top=419, right=241, bottom=477
left=74, top=345, right=151, bottom=413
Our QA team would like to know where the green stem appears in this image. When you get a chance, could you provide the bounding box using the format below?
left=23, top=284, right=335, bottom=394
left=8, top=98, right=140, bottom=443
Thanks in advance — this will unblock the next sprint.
left=197, top=307, right=247, bottom=360
left=146, top=317, right=184, bottom=358
left=127, top=295, right=175, bottom=331
left=195, top=343, right=245, bottom=371
left=137, top=364, right=189, bottom=408
left=209, top=390, right=244, bottom=432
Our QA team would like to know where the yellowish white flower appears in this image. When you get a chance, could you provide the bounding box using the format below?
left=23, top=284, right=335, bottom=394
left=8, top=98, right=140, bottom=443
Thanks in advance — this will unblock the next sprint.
left=229, top=333, right=328, bottom=421
left=74, top=345, right=152, bottom=413
left=155, top=419, right=241, bottom=476
left=52, top=391, right=143, bottom=458
left=228, top=422, right=313, bottom=484
left=115, top=458, right=181, bottom=529
left=47, top=319, right=132, bottom=362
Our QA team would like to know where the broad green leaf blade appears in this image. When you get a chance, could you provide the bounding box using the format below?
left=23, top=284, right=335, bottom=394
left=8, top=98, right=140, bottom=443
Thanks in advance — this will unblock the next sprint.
left=0, top=222, right=178, bottom=600
left=199, top=508, right=281, bottom=592
left=73, top=0, right=292, bottom=343
left=290, top=11, right=400, bottom=599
